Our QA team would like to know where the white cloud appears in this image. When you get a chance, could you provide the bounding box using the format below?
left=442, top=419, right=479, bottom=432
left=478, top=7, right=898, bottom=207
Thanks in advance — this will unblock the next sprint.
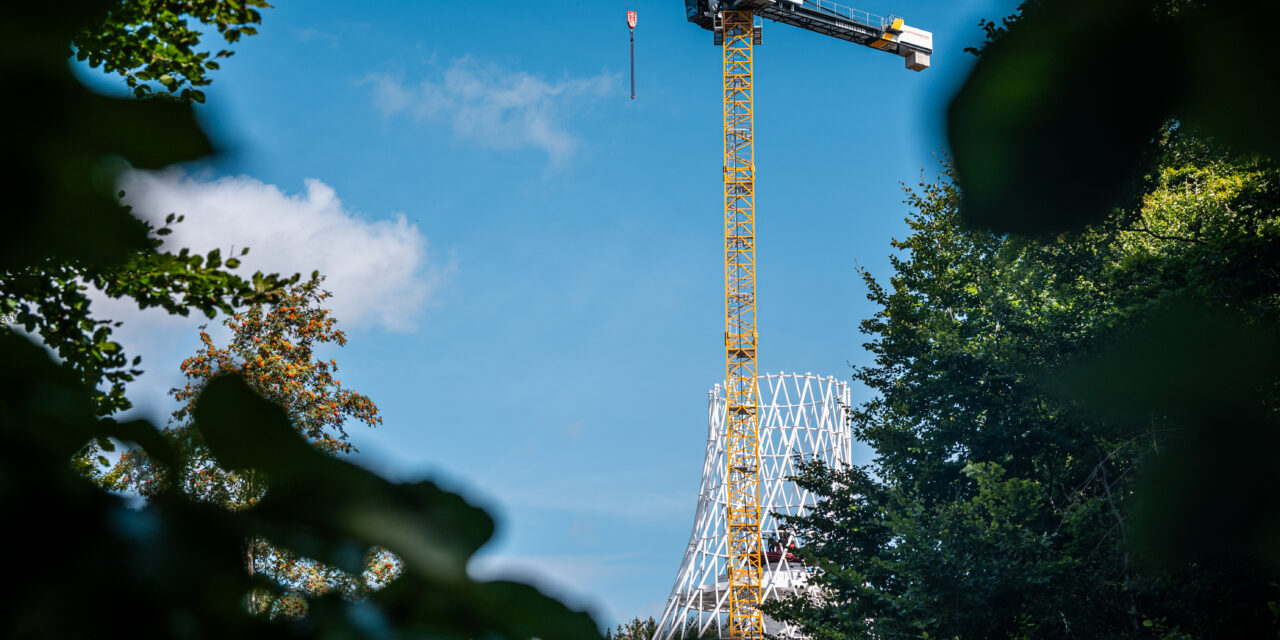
left=292, top=26, right=339, bottom=47
left=563, top=419, right=585, bottom=440
left=89, top=171, right=446, bottom=422
left=367, top=59, right=614, bottom=165
left=120, top=170, right=445, bottom=333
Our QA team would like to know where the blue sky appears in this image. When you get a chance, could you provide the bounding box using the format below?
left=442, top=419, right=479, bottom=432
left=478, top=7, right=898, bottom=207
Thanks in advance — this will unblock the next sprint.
left=83, top=0, right=1020, bottom=629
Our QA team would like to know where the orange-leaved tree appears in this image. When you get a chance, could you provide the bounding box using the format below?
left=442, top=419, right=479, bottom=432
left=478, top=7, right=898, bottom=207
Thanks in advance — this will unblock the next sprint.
left=110, top=276, right=402, bottom=616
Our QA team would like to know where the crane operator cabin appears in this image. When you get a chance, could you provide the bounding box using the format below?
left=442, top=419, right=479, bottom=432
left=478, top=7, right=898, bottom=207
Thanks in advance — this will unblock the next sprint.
left=684, top=0, right=933, bottom=70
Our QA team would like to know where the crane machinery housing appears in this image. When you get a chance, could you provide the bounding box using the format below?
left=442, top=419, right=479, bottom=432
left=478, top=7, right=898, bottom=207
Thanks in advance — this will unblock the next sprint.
left=681, top=1, right=931, bottom=638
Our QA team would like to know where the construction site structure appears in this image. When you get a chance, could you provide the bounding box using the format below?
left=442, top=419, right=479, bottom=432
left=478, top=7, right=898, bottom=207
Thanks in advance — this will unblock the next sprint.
left=653, top=373, right=853, bottom=640
left=685, top=1, right=931, bottom=637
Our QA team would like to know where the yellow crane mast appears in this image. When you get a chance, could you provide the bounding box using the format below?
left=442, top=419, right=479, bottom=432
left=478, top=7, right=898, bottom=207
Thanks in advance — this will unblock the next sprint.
left=686, top=1, right=933, bottom=637
left=719, top=9, right=762, bottom=640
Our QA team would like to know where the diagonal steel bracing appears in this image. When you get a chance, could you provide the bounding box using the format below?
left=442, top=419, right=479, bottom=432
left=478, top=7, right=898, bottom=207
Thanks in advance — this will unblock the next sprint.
left=654, top=373, right=853, bottom=640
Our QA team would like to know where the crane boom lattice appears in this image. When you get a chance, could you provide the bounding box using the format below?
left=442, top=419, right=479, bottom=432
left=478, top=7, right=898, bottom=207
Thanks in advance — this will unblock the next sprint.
left=720, top=9, right=765, bottom=640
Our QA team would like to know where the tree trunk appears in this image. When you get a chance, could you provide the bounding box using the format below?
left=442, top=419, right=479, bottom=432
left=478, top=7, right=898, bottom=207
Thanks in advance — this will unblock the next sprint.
left=246, top=539, right=257, bottom=615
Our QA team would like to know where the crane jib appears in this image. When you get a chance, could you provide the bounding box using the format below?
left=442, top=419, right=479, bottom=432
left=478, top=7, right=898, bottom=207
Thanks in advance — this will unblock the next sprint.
left=685, top=0, right=932, bottom=70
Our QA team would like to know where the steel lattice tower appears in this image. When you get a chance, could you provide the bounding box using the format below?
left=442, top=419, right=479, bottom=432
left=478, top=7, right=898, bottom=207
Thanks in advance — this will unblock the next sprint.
left=654, top=373, right=853, bottom=640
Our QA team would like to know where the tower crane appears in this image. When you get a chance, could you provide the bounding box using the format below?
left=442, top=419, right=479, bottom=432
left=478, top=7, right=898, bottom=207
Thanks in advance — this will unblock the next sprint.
left=682, top=1, right=932, bottom=638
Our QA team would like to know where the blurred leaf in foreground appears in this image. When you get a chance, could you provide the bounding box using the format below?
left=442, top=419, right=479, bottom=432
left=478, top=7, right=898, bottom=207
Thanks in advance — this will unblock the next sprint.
left=109, top=278, right=398, bottom=617
left=196, top=375, right=602, bottom=639
left=1, top=0, right=292, bottom=420
left=1056, top=302, right=1280, bottom=569
left=949, top=0, right=1280, bottom=234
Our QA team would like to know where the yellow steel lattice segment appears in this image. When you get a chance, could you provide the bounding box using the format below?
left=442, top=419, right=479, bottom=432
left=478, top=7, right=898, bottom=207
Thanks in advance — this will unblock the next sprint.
left=721, top=9, right=764, bottom=640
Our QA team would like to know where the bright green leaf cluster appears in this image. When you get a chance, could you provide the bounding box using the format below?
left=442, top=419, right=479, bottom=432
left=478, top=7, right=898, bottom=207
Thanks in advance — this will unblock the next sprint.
left=73, top=0, right=273, bottom=102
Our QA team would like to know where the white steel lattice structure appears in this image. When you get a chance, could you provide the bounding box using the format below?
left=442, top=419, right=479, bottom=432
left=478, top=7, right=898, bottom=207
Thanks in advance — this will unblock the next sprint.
left=654, top=373, right=853, bottom=640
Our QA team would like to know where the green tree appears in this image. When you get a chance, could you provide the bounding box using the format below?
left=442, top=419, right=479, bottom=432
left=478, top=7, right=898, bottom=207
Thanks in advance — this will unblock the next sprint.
left=111, top=277, right=402, bottom=617
left=605, top=616, right=658, bottom=640
left=764, top=0, right=1280, bottom=634
left=1, top=2, right=602, bottom=638
left=764, top=129, right=1280, bottom=637
left=2, top=0, right=292, bottom=478
left=603, top=616, right=717, bottom=640
left=948, top=0, right=1280, bottom=594
left=2, top=213, right=294, bottom=421
left=6, top=0, right=280, bottom=416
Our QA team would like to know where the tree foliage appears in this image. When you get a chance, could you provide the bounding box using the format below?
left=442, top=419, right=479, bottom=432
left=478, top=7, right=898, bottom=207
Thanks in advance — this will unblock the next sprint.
left=764, top=128, right=1280, bottom=637
left=605, top=616, right=659, bottom=640
left=110, top=278, right=401, bottom=618
left=1, top=2, right=603, bottom=638
left=2, top=215, right=294, bottom=422
left=603, top=616, right=716, bottom=640
left=73, top=0, right=272, bottom=102
left=763, top=0, right=1280, bottom=634
left=4, top=0, right=291, bottom=425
